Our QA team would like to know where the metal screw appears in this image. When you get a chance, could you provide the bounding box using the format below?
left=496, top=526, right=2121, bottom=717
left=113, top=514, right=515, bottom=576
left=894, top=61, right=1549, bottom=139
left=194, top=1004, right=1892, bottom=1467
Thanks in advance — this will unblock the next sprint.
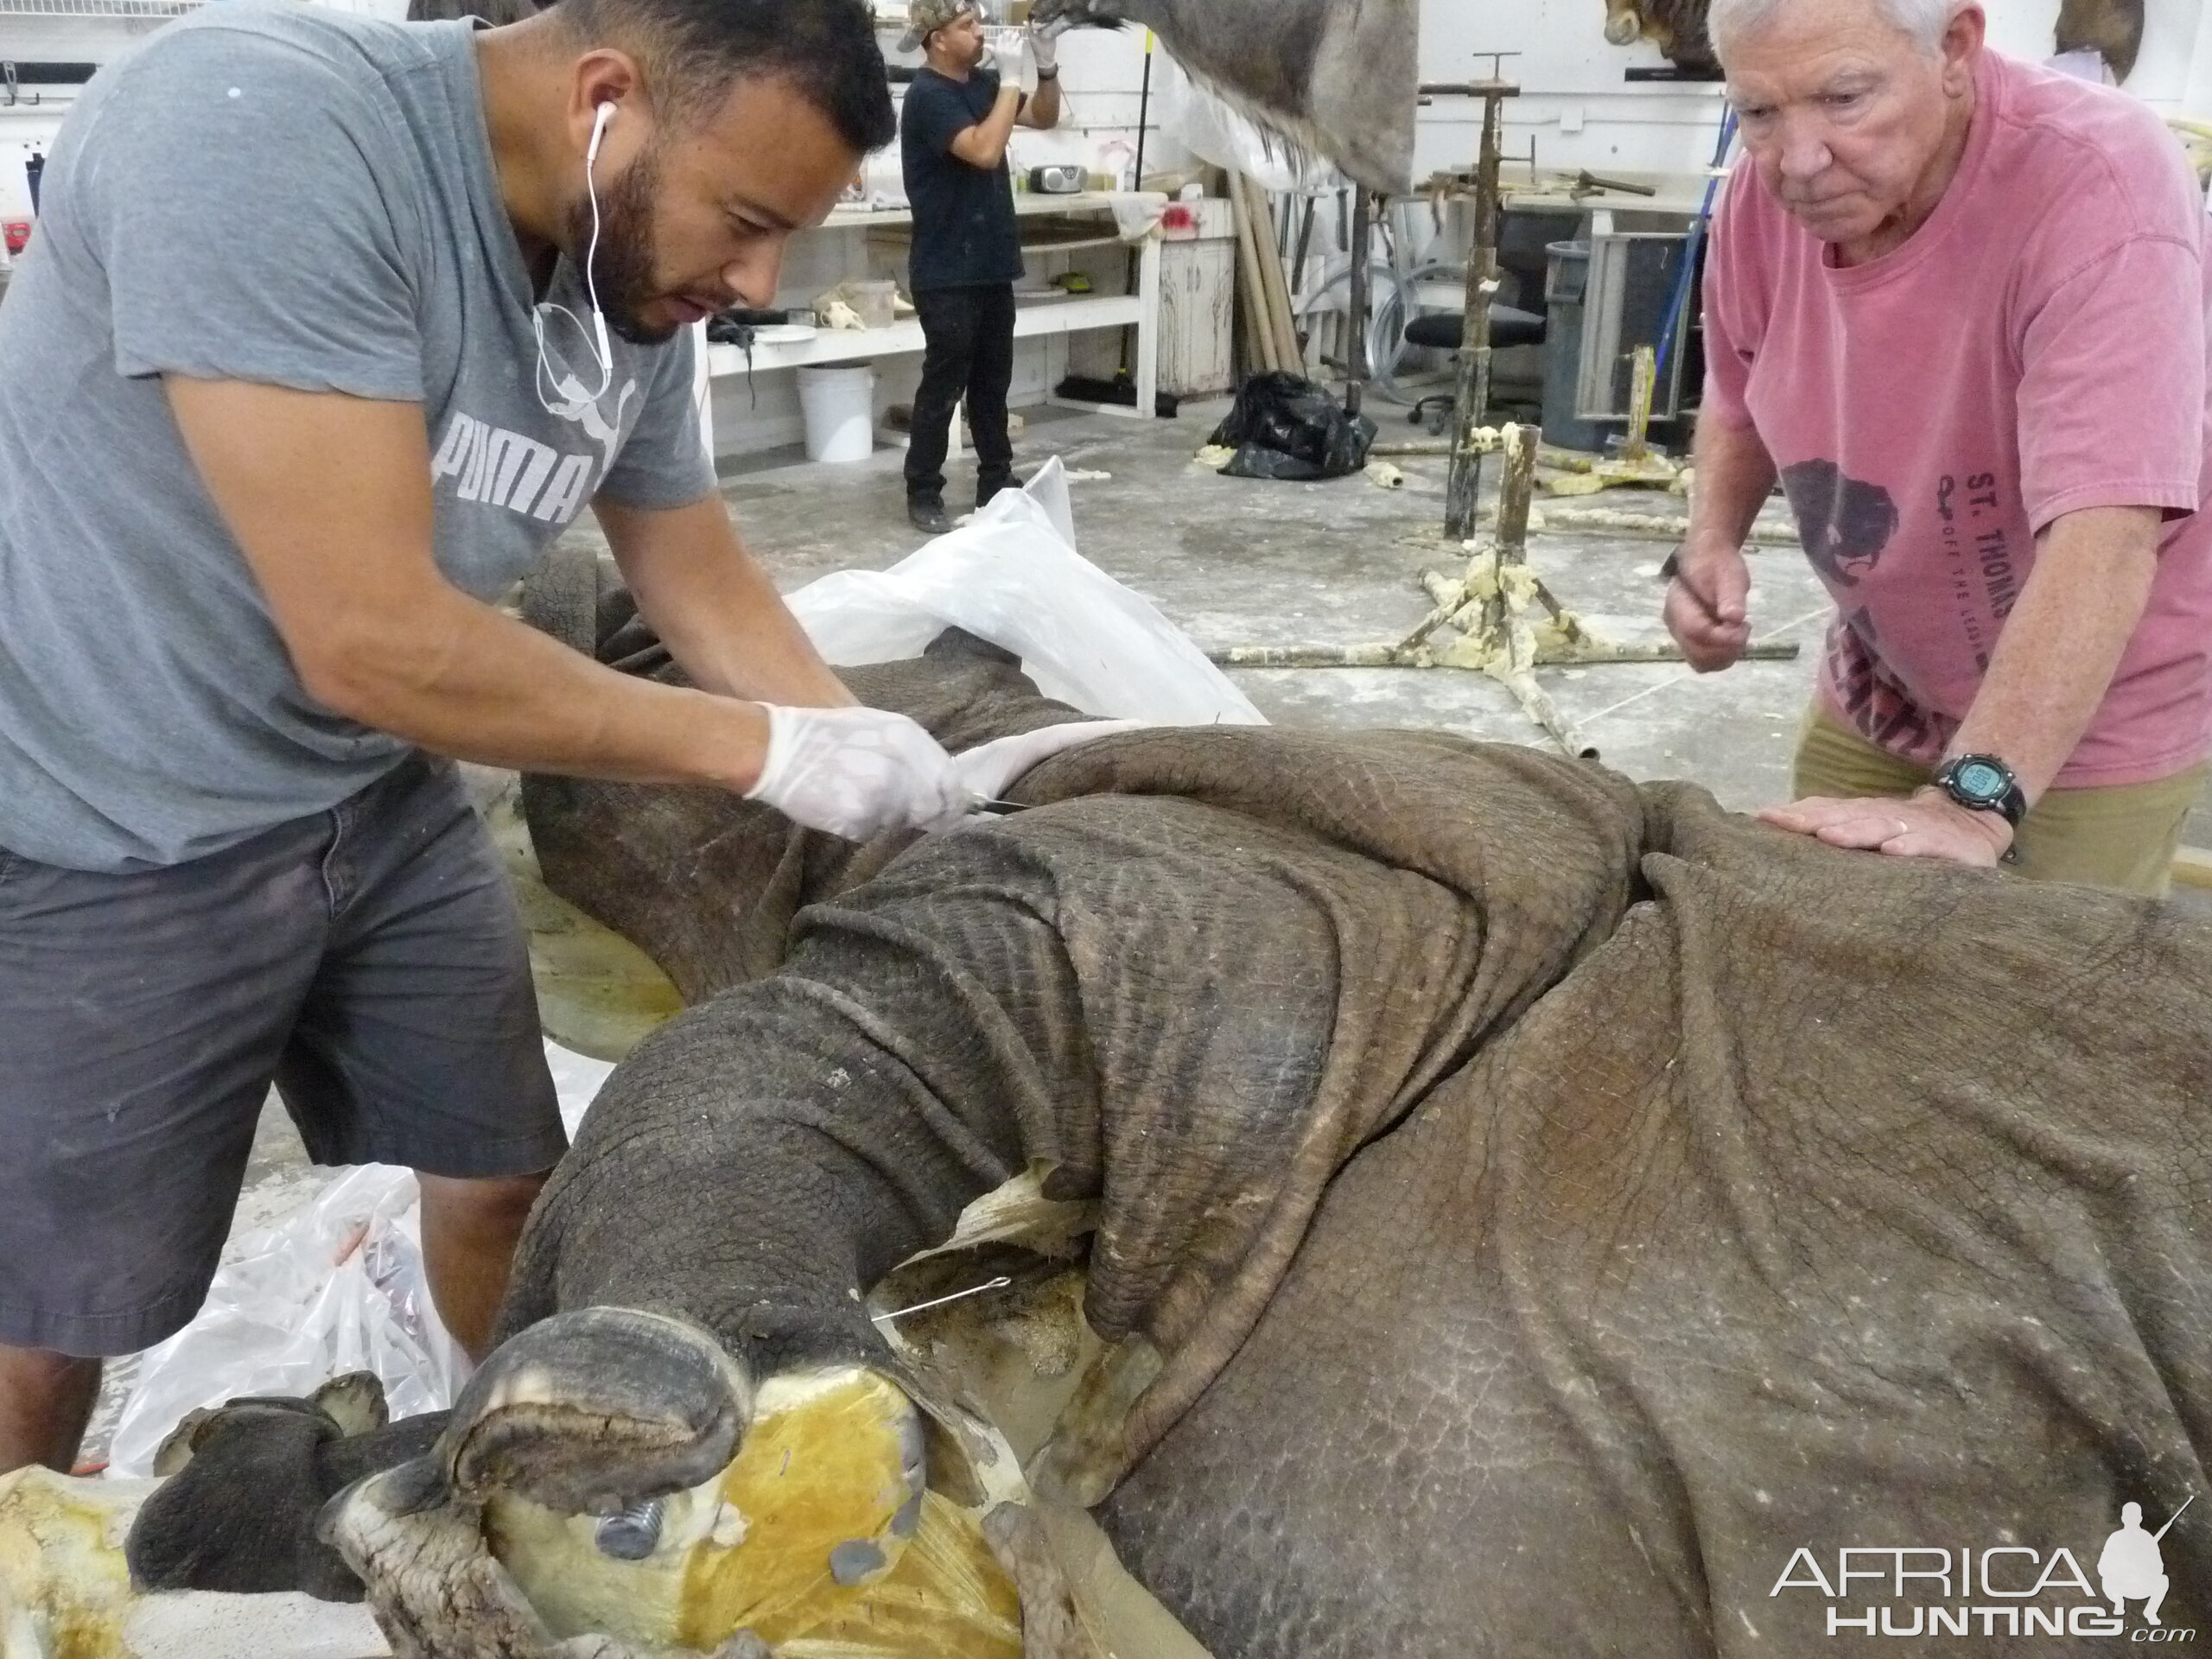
left=594, top=1497, right=664, bottom=1560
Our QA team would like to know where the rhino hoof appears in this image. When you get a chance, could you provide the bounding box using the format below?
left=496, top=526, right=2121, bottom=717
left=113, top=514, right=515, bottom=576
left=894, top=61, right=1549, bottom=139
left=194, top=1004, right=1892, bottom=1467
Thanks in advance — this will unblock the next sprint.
left=150, top=1407, right=218, bottom=1478
left=311, top=1371, right=391, bottom=1439
left=441, top=1307, right=751, bottom=1517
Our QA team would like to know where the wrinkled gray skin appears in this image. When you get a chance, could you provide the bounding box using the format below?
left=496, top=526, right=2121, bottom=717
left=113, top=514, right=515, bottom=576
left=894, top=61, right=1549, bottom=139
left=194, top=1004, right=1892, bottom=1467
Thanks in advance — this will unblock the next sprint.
left=1031, top=0, right=1419, bottom=194
left=155, top=638, right=2212, bottom=1658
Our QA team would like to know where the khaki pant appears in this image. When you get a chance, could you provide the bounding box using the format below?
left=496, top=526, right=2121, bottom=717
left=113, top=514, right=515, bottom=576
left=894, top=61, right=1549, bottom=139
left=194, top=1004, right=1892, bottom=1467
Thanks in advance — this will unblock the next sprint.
left=1790, top=709, right=2207, bottom=899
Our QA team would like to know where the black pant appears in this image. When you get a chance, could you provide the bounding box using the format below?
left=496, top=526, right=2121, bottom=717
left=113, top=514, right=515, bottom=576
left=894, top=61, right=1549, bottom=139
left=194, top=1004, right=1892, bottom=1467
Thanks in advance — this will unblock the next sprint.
left=906, top=283, right=1016, bottom=505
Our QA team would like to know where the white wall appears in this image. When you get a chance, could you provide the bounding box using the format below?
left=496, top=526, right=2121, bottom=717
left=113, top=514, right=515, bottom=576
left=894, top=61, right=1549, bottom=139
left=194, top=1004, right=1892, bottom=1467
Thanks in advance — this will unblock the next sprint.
left=11, top=0, right=2209, bottom=448
left=1412, top=0, right=2212, bottom=188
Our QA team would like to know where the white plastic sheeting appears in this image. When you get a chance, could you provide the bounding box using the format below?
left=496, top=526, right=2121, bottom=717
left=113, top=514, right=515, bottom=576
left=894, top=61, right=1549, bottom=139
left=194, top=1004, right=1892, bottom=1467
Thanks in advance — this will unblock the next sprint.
left=785, top=456, right=1266, bottom=728
left=105, top=1045, right=614, bottom=1479
left=1151, top=55, right=1344, bottom=196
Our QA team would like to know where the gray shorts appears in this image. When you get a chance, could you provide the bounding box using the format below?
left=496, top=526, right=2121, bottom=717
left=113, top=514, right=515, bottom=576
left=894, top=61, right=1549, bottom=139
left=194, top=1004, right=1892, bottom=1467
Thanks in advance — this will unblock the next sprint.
left=0, top=753, right=566, bottom=1357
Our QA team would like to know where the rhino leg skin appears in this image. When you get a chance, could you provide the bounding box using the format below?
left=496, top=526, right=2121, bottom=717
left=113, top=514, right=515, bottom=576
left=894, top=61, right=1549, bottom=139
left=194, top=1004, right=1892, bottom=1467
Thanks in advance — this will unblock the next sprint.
left=1029, top=0, right=1418, bottom=194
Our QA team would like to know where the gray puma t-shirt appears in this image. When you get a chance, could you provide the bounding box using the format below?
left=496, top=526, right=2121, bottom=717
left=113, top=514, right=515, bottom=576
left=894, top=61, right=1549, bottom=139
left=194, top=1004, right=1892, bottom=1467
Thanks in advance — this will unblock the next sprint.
left=0, top=3, right=715, bottom=872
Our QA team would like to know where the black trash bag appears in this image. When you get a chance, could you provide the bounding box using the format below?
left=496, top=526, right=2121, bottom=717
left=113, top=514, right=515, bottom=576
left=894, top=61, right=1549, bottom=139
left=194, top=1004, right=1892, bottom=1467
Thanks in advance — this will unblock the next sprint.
left=1208, top=372, right=1377, bottom=481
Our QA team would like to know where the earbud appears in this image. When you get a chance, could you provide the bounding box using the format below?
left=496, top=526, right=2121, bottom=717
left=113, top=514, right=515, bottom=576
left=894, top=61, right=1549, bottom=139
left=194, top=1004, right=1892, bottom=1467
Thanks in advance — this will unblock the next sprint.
left=534, top=99, right=620, bottom=417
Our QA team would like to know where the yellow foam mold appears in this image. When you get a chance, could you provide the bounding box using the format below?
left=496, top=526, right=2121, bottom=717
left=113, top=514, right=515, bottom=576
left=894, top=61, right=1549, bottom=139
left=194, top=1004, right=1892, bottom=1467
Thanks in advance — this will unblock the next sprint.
left=488, top=1369, right=1020, bottom=1658
left=677, top=1370, right=1020, bottom=1657
left=0, top=1468, right=146, bottom=1659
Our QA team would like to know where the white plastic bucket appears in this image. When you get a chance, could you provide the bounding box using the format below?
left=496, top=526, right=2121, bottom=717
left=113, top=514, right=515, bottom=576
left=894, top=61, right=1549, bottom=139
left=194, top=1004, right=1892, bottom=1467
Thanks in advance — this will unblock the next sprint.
left=797, top=365, right=876, bottom=463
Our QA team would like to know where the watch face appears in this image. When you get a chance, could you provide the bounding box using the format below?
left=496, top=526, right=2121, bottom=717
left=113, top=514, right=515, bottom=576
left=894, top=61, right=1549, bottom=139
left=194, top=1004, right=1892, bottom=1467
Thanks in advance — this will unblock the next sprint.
left=1952, top=759, right=2007, bottom=805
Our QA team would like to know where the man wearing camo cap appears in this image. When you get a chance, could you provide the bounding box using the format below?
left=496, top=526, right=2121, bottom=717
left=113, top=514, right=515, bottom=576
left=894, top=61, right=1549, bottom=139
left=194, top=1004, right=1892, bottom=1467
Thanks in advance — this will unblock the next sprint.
left=897, top=0, right=1060, bottom=533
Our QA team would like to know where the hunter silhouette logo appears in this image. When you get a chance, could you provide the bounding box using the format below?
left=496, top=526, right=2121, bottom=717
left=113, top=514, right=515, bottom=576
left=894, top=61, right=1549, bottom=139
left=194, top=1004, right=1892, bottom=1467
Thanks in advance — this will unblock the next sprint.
left=2102, top=1498, right=2192, bottom=1629
left=1770, top=1496, right=2198, bottom=1640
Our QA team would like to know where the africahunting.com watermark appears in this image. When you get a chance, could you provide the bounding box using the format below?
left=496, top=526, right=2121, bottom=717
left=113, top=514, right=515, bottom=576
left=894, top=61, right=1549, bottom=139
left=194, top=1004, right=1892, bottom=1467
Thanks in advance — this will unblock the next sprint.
left=1770, top=1500, right=2196, bottom=1640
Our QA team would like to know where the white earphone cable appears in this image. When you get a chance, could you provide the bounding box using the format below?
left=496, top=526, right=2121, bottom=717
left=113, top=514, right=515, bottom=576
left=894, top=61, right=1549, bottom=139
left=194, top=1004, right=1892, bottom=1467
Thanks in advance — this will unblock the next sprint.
left=533, top=102, right=617, bottom=416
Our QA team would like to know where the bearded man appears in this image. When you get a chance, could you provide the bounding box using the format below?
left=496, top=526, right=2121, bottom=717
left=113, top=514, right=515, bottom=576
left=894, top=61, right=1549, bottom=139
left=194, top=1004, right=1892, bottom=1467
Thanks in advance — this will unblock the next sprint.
left=0, top=0, right=975, bottom=1474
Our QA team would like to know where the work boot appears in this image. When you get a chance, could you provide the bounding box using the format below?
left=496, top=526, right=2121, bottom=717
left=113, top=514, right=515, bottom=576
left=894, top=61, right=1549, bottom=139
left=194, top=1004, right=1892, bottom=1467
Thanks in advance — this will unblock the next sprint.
left=976, top=472, right=1017, bottom=511
left=907, top=495, right=950, bottom=535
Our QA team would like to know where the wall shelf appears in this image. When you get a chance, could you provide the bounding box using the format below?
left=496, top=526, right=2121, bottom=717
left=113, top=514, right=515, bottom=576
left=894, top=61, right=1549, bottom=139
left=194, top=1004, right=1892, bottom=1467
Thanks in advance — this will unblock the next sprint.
left=690, top=192, right=1162, bottom=453
left=705, top=293, right=1145, bottom=378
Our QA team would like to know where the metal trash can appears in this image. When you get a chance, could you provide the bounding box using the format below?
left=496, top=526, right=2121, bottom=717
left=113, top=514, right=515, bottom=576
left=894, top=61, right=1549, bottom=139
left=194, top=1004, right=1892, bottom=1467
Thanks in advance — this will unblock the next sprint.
left=1540, top=240, right=1606, bottom=452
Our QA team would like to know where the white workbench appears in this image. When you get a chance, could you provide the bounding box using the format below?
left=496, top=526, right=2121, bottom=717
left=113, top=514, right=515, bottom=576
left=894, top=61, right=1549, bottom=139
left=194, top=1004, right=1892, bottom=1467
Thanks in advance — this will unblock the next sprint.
left=692, top=191, right=1161, bottom=456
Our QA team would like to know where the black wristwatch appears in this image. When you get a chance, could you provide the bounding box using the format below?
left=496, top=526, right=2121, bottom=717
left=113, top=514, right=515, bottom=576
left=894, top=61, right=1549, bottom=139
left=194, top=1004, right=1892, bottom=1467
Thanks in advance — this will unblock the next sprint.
left=1932, top=753, right=2027, bottom=830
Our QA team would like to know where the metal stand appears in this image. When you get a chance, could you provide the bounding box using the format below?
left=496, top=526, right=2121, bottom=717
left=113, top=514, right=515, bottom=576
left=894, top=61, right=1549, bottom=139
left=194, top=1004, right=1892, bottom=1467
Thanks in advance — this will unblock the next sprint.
left=1424, top=60, right=1519, bottom=542
left=1212, top=55, right=1798, bottom=760
left=1544, top=343, right=1684, bottom=494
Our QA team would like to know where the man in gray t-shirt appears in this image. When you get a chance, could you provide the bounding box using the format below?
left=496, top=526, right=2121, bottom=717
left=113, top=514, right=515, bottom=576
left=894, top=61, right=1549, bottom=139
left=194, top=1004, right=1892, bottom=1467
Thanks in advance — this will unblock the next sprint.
left=0, top=0, right=967, bottom=1474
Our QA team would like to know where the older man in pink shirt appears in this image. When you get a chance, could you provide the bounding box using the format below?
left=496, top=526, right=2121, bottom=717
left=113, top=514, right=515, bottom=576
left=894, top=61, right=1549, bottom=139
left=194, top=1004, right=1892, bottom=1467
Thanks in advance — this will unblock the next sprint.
left=1667, top=0, right=2212, bottom=894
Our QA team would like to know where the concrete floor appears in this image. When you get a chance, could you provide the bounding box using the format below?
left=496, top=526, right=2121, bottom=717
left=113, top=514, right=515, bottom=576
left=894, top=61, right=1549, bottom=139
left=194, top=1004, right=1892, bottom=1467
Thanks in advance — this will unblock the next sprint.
left=720, top=397, right=1834, bottom=807
left=79, top=393, right=2210, bottom=1462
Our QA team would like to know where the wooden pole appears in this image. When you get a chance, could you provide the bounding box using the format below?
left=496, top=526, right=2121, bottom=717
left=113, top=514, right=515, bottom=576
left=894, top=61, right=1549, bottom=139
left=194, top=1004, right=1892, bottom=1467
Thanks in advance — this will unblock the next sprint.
left=1496, top=419, right=1539, bottom=555
left=1486, top=423, right=1595, bottom=758
left=1623, top=344, right=1656, bottom=461
left=1255, top=187, right=1302, bottom=372
left=1227, top=173, right=1280, bottom=375
left=1117, top=29, right=1156, bottom=381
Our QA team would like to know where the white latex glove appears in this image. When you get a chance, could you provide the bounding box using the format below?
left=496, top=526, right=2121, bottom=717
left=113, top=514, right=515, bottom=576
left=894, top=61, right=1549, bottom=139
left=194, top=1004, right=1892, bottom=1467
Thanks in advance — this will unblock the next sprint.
left=745, top=704, right=969, bottom=840
left=952, top=719, right=1146, bottom=807
left=993, top=29, right=1035, bottom=92
left=1027, top=22, right=1058, bottom=75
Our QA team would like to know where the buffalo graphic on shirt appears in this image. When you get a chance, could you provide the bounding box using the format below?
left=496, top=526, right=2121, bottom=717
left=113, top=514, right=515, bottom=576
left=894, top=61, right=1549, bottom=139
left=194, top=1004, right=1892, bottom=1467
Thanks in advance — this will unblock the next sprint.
left=1781, top=459, right=1899, bottom=588
left=1783, top=461, right=1958, bottom=758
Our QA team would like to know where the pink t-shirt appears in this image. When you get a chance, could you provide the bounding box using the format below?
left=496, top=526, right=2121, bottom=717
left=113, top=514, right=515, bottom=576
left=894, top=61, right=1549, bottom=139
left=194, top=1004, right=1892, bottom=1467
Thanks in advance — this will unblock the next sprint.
left=1704, top=49, right=2212, bottom=787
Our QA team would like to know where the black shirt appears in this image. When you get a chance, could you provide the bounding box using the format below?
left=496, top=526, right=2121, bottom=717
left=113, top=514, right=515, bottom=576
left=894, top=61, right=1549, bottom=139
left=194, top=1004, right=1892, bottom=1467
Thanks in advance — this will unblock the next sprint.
left=899, top=67, right=1025, bottom=293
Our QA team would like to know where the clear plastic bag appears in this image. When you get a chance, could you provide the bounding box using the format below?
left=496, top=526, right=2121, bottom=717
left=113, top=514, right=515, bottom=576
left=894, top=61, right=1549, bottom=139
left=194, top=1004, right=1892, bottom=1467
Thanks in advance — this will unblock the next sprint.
left=105, top=1167, right=460, bottom=1478
left=106, top=1042, right=614, bottom=1478
left=785, top=456, right=1267, bottom=728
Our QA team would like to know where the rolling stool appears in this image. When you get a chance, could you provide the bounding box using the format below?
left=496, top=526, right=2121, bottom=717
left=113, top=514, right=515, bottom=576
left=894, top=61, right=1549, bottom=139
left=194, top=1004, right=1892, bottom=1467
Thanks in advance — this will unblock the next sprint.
left=1406, top=304, right=1548, bottom=429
